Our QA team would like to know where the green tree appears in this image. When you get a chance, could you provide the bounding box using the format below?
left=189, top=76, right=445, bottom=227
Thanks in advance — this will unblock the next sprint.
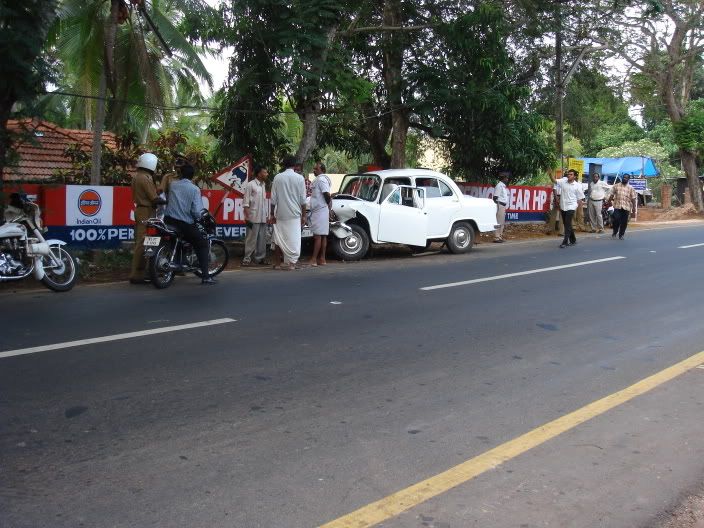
left=0, top=0, right=58, bottom=188
left=47, top=0, right=213, bottom=183
left=412, top=3, right=555, bottom=180
left=596, top=0, right=704, bottom=210
left=563, top=68, right=644, bottom=155
left=211, top=0, right=359, bottom=169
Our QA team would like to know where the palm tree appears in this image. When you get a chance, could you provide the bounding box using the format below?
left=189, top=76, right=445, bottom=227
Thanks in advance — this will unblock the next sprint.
left=47, top=0, right=214, bottom=183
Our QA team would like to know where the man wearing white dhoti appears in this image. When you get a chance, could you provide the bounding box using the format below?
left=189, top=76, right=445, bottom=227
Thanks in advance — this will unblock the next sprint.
left=308, top=161, right=332, bottom=266
left=270, top=157, right=307, bottom=270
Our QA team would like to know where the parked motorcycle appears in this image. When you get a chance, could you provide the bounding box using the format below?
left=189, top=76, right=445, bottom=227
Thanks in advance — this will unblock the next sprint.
left=0, top=193, right=78, bottom=292
left=142, top=209, right=228, bottom=289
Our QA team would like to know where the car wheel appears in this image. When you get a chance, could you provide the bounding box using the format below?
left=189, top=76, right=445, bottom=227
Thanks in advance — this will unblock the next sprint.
left=446, top=222, right=474, bottom=254
left=332, top=224, right=370, bottom=261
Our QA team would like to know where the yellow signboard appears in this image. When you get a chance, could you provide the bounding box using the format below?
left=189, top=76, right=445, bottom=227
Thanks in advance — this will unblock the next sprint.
left=567, top=158, right=585, bottom=175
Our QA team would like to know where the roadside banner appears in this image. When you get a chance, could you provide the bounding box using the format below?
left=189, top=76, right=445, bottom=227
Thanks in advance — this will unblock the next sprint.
left=458, top=183, right=552, bottom=222
left=16, top=180, right=551, bottom=247
left=17, top=184, right=259, bottom=248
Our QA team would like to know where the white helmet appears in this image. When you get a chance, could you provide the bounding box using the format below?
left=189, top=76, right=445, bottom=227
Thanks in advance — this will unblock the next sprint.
left=136, top=153, right=158, bottom=173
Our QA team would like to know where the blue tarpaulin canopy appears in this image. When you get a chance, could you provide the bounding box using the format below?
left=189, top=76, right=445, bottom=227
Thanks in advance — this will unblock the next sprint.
left=576, top=157, right=660, bottom=178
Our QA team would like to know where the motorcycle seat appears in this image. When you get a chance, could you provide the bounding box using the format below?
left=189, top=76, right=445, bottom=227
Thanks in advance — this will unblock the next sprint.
left=162, top=223, right=180, bottom=236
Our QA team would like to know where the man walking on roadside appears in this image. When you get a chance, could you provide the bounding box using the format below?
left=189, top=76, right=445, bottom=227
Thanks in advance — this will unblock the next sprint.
left=586, top=172, right=610, bottom=233
left=129, top=153, right=165, bottom=284
left=608, top=175, right=638, bottom=240
left=493, top=171, right=510, bottom=243
left=270, top=156, right=307, bottom=270
left=241, top=165, right=269, bottom=267
left=550, top=168, right=585, bottom=248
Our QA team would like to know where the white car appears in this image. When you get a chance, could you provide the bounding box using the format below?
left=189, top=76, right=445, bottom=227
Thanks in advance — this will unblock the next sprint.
left=327, top=169, right=498, bottom=260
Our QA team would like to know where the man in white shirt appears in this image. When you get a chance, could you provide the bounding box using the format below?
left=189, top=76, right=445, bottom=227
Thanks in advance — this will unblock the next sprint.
left=551, top=168, right=585, bottom=248
left=586, top=172, right=610, bottom=233
left=269, top=156, right=307, bottom=270
left=493, top=171, right=510, bottom=243
left=308, top=161, right=332, bottom=266
left=241, top=166, right=269, bottom=266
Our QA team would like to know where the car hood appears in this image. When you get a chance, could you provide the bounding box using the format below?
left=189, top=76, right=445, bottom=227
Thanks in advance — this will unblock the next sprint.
left=331, top=197, right=369, bottom=223
left=461, top=194, right=497, bottom=212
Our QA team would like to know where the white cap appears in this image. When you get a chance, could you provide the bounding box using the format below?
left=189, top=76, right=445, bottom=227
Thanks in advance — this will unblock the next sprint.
left=136, top=153, right=158, bottom=173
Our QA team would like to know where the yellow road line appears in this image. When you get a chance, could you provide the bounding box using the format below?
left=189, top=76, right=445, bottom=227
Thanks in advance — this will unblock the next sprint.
left=320, top=349, right=704, bottom=528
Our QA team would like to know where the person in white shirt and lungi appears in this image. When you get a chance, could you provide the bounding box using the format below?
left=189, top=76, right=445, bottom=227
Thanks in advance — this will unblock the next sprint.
left=269, top=156, right=307, bottom=270
left=308, top=161, right=332, bottom=266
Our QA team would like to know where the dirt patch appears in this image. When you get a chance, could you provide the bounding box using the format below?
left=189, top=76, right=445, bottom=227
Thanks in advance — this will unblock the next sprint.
left=643, top=203, right=704, bottom=222
left=656, top=491, right=704, bottom=528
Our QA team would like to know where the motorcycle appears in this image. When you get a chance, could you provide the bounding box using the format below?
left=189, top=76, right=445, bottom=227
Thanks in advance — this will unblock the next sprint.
left=142, top=209, right=228, bottom=289
left=0, top=193, right=78, bottom=292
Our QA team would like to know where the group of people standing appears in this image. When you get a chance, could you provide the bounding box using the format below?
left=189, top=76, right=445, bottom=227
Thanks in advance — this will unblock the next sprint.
left=241, top=156, right=332, bottom=271
left=493, top=168, right=640, bottom=249
left=129, top=153, right=333, bottom=284
left=549, top=169, right=638, bottom=248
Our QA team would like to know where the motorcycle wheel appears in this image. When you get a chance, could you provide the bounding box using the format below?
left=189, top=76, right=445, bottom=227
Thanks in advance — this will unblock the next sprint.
left=194, top=240, right=229, bottom=278
left=149, top=244, right=176, bottom=289
left=41, top=246, right=78, bottom=292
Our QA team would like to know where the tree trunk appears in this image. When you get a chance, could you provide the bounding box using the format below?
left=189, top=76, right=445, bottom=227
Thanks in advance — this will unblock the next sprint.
left=389, top=111, right=408, bottom=168
left=359, top=101, right=392, bottom=168
left=293, top=25, right=337, bottom=166
left=90, top=69, right=107, bottom=185
left=294, top=100, right=319, bottom=165
left=681, top=149, right=703, bottom=210
left=382, top=0, right=408, bottom=168
left=90, top=0, right=120, bottom=185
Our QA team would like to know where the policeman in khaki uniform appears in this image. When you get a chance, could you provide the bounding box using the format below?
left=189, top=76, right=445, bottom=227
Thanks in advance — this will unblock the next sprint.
left=159, top=153, right=187, bottom=199
left=129, top=153, right=165, bottom=284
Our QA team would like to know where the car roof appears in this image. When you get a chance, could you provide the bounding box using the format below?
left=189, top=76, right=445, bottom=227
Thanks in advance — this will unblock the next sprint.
left=363, top=168, right=449, bottom=179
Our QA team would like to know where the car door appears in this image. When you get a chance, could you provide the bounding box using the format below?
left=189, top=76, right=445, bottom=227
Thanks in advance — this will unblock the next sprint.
left=415, top=177, right=462, bottom=238
left=377, top=186, right=427, bottom=245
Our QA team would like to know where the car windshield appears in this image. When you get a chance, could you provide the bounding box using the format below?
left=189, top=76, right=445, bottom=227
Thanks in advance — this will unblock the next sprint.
left=338, top=175, right=382, bottom=202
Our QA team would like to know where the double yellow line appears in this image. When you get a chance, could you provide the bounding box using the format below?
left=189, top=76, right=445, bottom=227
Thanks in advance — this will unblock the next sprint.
left=321, top=349, right=704, bottom=528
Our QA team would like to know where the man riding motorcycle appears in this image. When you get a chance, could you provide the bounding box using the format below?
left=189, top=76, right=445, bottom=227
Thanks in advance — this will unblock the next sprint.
left=163, top=163, right=217, bottom=285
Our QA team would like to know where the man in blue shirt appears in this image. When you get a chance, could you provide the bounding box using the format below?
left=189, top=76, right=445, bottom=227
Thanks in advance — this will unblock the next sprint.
left=164, top=164, right=215, bottom=285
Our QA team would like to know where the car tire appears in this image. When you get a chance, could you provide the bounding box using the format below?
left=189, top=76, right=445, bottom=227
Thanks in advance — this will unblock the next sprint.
left=446, top=222, right=474, bottom=254
left=332, top=224, right=369, bottom=261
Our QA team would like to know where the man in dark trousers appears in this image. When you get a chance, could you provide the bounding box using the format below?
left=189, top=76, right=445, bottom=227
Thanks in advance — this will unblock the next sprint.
left=163, top=163, right=216, bottom=285
left=129, top=153, right=165, bottom=284
left=608, top=175, right=638, bottom=240
left=550, top=168, right=585, bottom=248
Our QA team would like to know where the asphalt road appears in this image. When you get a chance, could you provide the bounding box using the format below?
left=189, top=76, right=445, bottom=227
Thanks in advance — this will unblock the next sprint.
left=2, top=223, right=704, bottom=528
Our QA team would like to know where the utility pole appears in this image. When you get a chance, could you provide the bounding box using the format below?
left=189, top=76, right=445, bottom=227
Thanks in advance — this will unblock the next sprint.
left=555, top=0, right=564, bottom=176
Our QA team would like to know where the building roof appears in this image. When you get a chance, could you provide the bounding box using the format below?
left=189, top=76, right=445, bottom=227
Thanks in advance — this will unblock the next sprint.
left=4, top=119, right=123, bottom=181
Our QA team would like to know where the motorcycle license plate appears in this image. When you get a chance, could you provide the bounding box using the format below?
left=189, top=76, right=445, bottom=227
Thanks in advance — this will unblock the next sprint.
left=143, top=236, right=161, bottom=246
